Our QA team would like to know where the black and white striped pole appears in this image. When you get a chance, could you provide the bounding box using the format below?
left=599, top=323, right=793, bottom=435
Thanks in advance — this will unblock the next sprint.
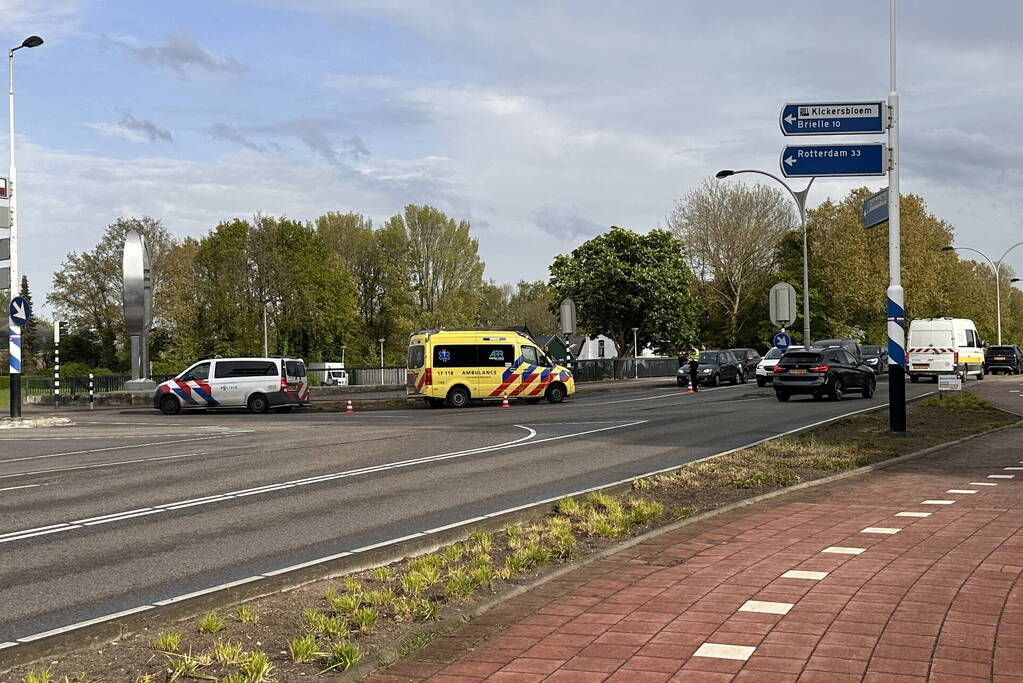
left=53, top=331, right=59, bottom=408
left=88, top=372, right=94, bottom=411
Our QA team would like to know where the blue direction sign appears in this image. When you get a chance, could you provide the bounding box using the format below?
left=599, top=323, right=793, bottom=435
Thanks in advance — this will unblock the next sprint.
left=773, top=332, right=792, bottom=350
left=780, top=101, right=886, bottom=136
left=9, top=296, right=30, bottom=326
left=862, top=187, right=889, bottom=228
left=781, top=143, right=887, bottom=178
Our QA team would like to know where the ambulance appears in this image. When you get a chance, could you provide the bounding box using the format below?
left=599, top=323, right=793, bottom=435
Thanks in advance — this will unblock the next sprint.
left=406, top=329, right=575, bottom=408
left=907, top=318, right=985, bottom=383
left=155, top=356, right=309, bottom=414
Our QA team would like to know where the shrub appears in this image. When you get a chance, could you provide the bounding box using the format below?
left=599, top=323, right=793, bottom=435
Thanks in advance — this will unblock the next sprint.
left=288, top=635, right=319, bottom=663
left=198, top=612, right=226, bottom=633
left=151, top=631, right=182, bottom=653
left=323, top=640, right=362, bottom=672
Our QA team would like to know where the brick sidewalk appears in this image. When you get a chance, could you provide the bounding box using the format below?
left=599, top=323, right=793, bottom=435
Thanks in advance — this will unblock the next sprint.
left=371, top=385, right=1023, bottom=682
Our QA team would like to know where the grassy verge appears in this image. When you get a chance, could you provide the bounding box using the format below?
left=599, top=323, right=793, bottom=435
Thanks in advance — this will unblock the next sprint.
left=4, top=392, right=1014, bottom=682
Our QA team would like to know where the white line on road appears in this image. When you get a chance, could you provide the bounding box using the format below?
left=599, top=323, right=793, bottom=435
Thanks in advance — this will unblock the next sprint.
left=0, top=484, right=41, bottom=493
left=0, top=452, right=210, bottom=481
left=0, top=435, right=241, bottom=466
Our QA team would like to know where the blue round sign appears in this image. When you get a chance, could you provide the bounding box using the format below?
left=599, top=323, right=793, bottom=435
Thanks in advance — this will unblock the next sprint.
left=773, top=331, right=792, bottom=350
left=9, top=296, right=30, bottom=326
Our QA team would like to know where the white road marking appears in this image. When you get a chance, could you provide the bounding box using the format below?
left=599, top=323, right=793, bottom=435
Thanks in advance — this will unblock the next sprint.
left=969, top=482, right=997, bottom=486
left=946, top=489, right=976, bottom=494
left=0, top=435, right=241, bottom=466
left=822, top=546, right=866, bottom=554
left=895, top=512, right=931, bottom=517
left=861, top=527, right=901, bottom=534
left=0, top=452, right=210, bottom=481
left=781, top=570, right=828, bottom=580
left=1004, top=467, right=1023, bottom=471
left=989, top=474, right=1014, bottom=479
left=693, top=643, right=756, bottom=660
left=0, top=484, right=41, bottom=493
left=921, top=500, right=955, bottom=504
left=14, top=605, right=154, bottom=643
left=739, top=600, right=792, bottom=615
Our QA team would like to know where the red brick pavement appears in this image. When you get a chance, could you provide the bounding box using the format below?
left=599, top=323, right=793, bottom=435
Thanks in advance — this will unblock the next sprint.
left=369, top=381, right=1023, bottom=682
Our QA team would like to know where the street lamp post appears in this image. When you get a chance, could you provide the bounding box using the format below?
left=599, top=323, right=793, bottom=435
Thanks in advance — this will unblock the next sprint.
left=378, top=338, right=385, bottom=385
left=631, top=327, right=639, bottom=380
left=6, top=35, right=43, bottom=419
left=341, top=345, right=347, bottom=367
left=261, top=299, right=270, bottom=357
left=941, top=242, right=1023, bottom=345
left=716, top=169, right=814, bottom=346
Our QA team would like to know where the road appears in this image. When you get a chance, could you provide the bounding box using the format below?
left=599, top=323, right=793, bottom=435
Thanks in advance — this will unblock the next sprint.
left=0, top=378, right=934, bottom=645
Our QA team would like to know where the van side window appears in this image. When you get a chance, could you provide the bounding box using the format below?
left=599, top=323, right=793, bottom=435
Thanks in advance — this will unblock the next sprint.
left=520, top=346, right=542, bottom=366
left=434, top=345, right=476, bottom=367
left=408, top=345, right=425, bottom=369
left=215, top=360, right=277, bottom=378
left=181, top=362, right=211, bottom=381
left=477, top=344, right=515, bottom=366
left=285, top=360, right=306, bottom=377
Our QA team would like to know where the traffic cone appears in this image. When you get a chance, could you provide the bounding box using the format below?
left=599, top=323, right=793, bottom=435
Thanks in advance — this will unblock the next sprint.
left=345, top=399, right=354, bottom=414
left=501, top=396, right=510, bottom=408
left=687, top=381, right=695, bottom=395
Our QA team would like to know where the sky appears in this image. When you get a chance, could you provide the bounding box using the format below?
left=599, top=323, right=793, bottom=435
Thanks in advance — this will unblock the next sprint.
left=2, top=0, right=1022, bottom=318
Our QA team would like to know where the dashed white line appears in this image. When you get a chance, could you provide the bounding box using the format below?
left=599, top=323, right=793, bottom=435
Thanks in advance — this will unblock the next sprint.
left=0, top=484, right=41, bottom=493
left=693, top=643, right=756, bottom=660
left=946, top=489, right=976, bottom=494
left=822, top=546, right=866, bottom=555
left=969, top=482, right=997, bottom=486
left=781, top=570, right=828, bottom=580
left=739, top=600, right=792, bottom=615
left=921, top=500, right=955, bottom=505
left=1004, top=467, right=1023, bottom=471
left=861, top=527, right=901, bottom=534
left=989, top=475, right=1014, bottom=479
left=895, top=512, right=931, bottom=518
left=0, top=435, right=240, bottom=465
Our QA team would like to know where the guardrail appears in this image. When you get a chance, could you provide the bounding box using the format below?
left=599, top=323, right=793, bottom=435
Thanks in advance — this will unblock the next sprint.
left=569, top=357, right=679, bottom=382
left=25, top=375, right=176, bottom=396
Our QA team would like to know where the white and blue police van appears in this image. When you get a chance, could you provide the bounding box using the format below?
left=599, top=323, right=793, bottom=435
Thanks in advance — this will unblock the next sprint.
left=155, top=356, right=309, bottom=415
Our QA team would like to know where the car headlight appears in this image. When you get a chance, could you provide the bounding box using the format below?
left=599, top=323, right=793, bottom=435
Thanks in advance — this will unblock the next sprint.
left=866, top=358, right=877, bottom=364
left=702, top=368, right=712, bottom=374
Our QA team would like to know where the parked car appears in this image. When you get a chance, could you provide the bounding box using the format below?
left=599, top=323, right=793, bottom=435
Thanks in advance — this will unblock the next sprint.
left=729, top=348, right=762, bottom=378
left=810, top=338, right=863, bottom=364
left=861, top=345, right=889, bottom=375
left=985, top=344, right=1023, bottom=375
left=677, top=350, right=746, bottom=387
left=773, top=347, right=876, bottom=402
left=754, top=345, right=804, bottom=387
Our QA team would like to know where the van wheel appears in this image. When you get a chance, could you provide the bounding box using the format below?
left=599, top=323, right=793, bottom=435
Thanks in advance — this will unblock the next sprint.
left=247, top=393, right=270, bottom=414
left=545, top=383, right=567, bottom=404
left=446, top=386, right=470, bottom=408
left=910, top=374, right=919, bottom=383
left=977, top=368, right=984, bottom=380
left=756, top=378, right=766, bottom=388
left=159, top=395, right=181, bottom=415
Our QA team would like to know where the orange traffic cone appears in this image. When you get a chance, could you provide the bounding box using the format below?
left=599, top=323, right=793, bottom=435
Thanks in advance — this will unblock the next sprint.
left=501, top=397, right=510, bottom=408
left=345, top=399, right=354, bottom=414
left=686, top=381, right=695, bottom=395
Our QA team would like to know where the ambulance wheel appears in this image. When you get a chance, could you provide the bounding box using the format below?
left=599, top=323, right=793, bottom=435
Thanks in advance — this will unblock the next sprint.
left=247, top=393, right=270, bottom=414
left=159, top=395, right=181, bottom=416
left=525, top=398, right=542, bottom=404
left=446, top=386, right=470, bottom=409
left=545, top=383, right=567, bottom=404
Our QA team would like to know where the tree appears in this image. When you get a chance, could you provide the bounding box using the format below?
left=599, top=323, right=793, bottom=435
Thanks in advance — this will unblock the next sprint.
left=17, top=276, right=40, bottom=371
left=385, top=205, right=484, bottom=330
left=47, top=217, right=174, bottom=370
left=548, top=227, right=698, bottom=356
left=668, top=178, right=794, bottom=346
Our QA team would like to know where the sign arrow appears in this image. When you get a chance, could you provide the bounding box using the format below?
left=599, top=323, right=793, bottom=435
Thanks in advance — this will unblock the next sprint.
left=784, top=156, right=796, bottom=167
left=9, top=296, right=30, bottom=326
left=784, top=114, right=796, bottom=125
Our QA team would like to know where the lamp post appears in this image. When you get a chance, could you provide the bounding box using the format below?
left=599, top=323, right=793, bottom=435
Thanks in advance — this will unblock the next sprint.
left=716, top=169, right=814, bottom=346
left=341, top=345, right=347, bottom=367
left=631, top=327, right=639, bottom=380
left=261, top=299, right=270, bottom=357
left=941, top=242, right=1023, bottom=345
left=6, top=35, right=44, bottom=419
left=378, top=338, right=385, bottom=385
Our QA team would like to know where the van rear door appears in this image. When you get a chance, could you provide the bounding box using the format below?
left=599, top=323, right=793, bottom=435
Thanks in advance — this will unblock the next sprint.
left=909, top=325, right=957, bottom=374
left=284, top=359, right=308, bottom=403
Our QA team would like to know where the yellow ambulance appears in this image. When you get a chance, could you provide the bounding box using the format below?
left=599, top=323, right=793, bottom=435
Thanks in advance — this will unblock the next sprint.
left=406, top=329, right=576, bottom=408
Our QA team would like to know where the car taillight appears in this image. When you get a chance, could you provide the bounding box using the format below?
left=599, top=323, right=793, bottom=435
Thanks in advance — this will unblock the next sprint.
left=280, top=376, right=288, bottom=390
left=773, top=365, right=786, bottom=373
left=423, top=368, right=432, bottom=386
left=954, top=351, right=959, bottom=365
left=809, top=365, right=830, bottom=373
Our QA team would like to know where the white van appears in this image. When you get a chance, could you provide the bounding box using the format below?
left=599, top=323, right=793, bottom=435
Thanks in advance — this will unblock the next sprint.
left=907, top=318, right=985, bottom=383
left=155, top=356, right=309, bottom=414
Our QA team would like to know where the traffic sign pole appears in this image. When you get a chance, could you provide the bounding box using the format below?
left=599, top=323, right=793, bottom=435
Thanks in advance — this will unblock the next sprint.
left=887, top=0, right=906, bottom=436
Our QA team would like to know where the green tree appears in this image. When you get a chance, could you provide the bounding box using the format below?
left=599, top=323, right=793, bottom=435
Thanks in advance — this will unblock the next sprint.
left=548, top=227, right=698, bottom=356
left=47, top=216, right=174, bottom=370
left=17, top=276, right=39, bottom=371
left=478, top=280, right=558, bottom=334
left=385, top=205, right=484, bottom=331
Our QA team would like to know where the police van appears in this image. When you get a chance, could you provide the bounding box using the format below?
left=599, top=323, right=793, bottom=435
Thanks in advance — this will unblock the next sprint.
left=406, top=329, right=575, bottom=408
left=907, top=318, right=985, bottom=383
left=155, top=356, right=309, bottom=415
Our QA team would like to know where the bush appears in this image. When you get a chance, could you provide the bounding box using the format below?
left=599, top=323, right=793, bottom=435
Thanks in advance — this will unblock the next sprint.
left=60, top=361, right=91, bottom=378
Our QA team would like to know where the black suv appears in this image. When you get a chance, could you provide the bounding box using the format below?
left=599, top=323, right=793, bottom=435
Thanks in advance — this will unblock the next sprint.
left=729, top=348, right=762, bottom=378
left=677, top=350, right=746, bottom=387
left=985, top=345, right=1023, bottom=375
left=861, top=344, right=889, bottom=375
left=773, top=348, right=876, bottom=401
left=810, top=338, right=864, bottom=364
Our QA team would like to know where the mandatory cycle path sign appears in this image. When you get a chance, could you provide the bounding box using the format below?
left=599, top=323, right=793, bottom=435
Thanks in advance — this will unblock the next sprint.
left=9, top=295, right=30, bottom=326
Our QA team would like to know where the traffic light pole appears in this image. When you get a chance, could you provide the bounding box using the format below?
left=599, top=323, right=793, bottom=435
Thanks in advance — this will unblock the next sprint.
left=886, top=0, right=907, bottom=435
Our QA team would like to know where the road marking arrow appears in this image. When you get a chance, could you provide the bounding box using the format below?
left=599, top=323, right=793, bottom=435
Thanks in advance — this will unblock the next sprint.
left=784, top=156, right=796, bottom=167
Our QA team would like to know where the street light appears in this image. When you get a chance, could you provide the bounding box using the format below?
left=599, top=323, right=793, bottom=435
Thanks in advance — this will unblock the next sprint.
left=341, top=344, right=347, bottom=367
left=378, top=338, right=385, bottom=385
left=941, top=242, right=1023, bottom=345
left=261, top=298, right=271, bottom=357
left=7, top=34, right=44, bottom=418
left=631, top=327, right=639, bottom=380
left=716, top=169, right=814, bottom=346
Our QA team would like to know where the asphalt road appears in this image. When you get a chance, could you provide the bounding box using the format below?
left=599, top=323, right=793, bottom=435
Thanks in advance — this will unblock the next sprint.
left=0, top=377, right=936, bottom=643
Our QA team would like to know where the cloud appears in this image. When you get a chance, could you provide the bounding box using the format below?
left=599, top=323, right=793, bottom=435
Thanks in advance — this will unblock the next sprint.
left=534, top=205, right=603, bottom=241
left=98, top=32, right=248, bottom=76
left=0, top=0, right=82, bottom=41
left=207, top=123, right=265, bottom=152
left=85, top=112, right=173, bottom=143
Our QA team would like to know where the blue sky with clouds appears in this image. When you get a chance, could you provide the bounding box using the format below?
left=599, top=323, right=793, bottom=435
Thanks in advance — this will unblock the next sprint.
left=3, top=0, right=1023, bottom=316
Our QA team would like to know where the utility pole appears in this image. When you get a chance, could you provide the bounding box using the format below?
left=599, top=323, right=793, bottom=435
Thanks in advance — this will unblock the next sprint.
left=886, top=0, right=906, bottom=435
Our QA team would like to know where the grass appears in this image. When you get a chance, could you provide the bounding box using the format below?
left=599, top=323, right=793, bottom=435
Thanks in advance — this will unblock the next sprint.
left=150, top=630, right=182, bottom=653
left=197, top=612, right=226, bottom=634
left=235, top=604, right=259, bottom=624
left=352, top=606, right=379, bottom=632
left=288, top=635, right=319, bottom=663
left=397, top=631, right=440, bottom=658
left=23, top=669, right=52, bottom=683
left=212, top=639, right=244, bottom=665
left=323, top=640, right=362, bottom=672
left=303, top=608, right=350, bottom=638
left=238, top=650, right=274, bottom=682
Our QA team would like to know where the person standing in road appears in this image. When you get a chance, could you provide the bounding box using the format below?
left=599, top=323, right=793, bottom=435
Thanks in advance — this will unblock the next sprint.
left=687, top=345, right=701, bottom=391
